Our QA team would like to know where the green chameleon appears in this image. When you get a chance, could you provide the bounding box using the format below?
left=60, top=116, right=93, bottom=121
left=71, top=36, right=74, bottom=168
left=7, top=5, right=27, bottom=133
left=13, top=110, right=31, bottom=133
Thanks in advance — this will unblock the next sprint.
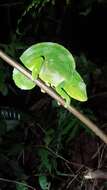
left=13, top=42, right=87, bottom=105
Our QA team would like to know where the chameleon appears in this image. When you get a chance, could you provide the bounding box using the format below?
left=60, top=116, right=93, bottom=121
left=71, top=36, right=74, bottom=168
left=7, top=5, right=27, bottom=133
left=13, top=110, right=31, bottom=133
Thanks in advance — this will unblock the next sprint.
left=13, top=42, right=87, bottom=105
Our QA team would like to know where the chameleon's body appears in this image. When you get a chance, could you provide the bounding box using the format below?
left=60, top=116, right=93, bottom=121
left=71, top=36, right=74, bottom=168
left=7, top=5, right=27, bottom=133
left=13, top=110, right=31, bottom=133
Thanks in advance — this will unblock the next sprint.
left=13, top=42, right=87, bottom=105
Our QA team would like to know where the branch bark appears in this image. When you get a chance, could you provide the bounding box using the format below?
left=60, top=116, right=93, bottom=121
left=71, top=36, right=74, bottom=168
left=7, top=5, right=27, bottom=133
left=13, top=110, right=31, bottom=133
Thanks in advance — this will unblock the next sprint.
left=0, top=50, right=107, bottom=144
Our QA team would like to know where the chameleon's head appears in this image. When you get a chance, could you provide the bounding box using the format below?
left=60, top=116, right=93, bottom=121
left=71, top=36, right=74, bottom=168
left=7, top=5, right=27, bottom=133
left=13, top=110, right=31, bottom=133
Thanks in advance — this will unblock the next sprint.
left=64, top=70, right=88, bottom=102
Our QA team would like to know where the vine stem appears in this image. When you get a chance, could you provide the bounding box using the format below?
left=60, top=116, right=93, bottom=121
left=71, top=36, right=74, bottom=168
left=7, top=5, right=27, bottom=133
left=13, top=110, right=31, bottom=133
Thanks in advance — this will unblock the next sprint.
left=0, top=50, right=107, bottom=144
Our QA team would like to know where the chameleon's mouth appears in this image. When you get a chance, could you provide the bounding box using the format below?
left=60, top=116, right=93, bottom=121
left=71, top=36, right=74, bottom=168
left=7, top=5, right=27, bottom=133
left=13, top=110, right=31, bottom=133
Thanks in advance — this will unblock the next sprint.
left=61, top=87, right=86, bottom=103
left=63, top=82, right=88, bottom=102
left=63, top=70, right=88, bottom=102
left=67, top=87, right=88, bottom=102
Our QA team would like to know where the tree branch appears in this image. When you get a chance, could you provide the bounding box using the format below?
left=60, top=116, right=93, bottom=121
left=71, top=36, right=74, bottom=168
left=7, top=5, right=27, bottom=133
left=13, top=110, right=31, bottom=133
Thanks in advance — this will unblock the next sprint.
left=0, top=50, right=107, bottom=144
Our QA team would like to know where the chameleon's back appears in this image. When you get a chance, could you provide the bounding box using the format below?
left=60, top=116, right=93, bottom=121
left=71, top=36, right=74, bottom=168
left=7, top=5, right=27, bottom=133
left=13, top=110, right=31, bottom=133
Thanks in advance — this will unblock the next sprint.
left=20, top=42, right=76, bottom=80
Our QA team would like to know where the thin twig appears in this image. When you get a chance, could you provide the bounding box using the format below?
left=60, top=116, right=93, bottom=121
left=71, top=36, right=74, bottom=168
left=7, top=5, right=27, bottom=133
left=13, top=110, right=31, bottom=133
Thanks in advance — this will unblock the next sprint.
left=66, top=166, right=83, bottom=189
left=33, top=145, right=71, bottom=164
left=0, top=2, right=23, bottom=7
left=0, top=50, right=107, bottom=144
left=97, top=144, right=106, bottom=169
left=84, top=170, right=107, bottom=179
left=0, top=177, right=36, bottom=190
left=92, top=143, right=105, bottom=159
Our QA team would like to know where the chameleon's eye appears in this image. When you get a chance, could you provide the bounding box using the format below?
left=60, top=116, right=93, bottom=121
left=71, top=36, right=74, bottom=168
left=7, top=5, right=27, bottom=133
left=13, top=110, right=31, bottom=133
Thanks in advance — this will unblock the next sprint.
left=41, top=55, right=45, bottom=60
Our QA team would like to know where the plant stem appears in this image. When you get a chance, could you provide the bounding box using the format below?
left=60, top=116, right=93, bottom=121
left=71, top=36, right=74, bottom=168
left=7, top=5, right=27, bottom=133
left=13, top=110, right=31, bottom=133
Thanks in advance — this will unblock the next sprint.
left=0, top=177, right=36, bottom=190
left=0, top=50, right=107, bottom=144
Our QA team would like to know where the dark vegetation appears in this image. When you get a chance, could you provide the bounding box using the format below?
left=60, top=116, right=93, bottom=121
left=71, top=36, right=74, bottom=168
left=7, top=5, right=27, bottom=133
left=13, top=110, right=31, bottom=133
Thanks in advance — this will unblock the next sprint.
left=0, top=0, right=107, bottom=189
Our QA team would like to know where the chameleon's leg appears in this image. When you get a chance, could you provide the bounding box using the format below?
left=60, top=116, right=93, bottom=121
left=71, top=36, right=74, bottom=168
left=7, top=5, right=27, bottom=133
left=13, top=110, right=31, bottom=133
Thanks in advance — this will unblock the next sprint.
left=55, top=83, right=71, bottom=107
left=32, top=56, right=44, bottom=80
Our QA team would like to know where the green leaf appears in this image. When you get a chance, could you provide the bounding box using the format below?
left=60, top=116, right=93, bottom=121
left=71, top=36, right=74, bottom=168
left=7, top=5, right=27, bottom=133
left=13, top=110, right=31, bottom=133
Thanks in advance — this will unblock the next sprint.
left=38, top=149, right=52, bottom=173
left=13, top=68, right=35, bottom=90
left=39, top=176, right=50, bottom=190
left=16, top=182, right=28, bottom=190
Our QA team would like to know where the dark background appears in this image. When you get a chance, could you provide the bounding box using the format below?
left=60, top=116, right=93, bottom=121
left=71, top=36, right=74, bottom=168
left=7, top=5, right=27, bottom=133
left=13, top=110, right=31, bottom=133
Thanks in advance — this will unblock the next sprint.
left=0, top=1, right=107, bottom=189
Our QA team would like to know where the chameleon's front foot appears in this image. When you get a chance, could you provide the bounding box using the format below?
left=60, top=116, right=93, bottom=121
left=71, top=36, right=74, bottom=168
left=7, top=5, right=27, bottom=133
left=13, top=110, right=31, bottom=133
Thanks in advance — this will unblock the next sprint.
left=57, top=96, right=70, bottom=108
left=64, top=97, right=71, bottom=108
left=56, top=84, right=71, bottom=108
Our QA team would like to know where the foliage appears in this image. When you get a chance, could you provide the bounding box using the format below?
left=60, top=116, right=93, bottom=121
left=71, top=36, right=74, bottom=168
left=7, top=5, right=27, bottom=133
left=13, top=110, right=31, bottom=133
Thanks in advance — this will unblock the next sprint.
left=39, top=175, right=50, bottom=190
left=16, top=182, right=28, bottom=190
left=16, top=0, right=51, bottom=35
left=0, top=34, right=27, bottom=96
left=0, top=34, right=27, bottom=58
